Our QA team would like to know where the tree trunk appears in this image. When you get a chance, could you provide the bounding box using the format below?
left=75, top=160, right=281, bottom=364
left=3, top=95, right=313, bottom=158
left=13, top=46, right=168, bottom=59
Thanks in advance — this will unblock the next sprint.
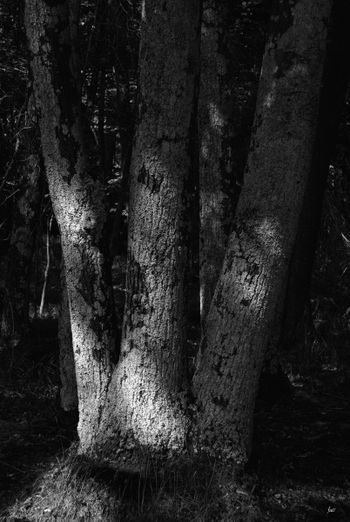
left=264, top=0, right=350, bottom=373
left=193, top=0, right=333, bottom=464
left=25, top=0, right=116, bottom=452
left=58, top=258, right=78, bottom=412
left=0, top=92, right=42, bottom=345
left=94, top=0, right=201, bottom=461
left=198, top=0, right=240, bottom=323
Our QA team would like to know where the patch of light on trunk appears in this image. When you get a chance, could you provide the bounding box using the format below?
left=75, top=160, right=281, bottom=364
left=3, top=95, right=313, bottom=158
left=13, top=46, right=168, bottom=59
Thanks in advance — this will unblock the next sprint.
left=106, top=345, right=186, bottom=450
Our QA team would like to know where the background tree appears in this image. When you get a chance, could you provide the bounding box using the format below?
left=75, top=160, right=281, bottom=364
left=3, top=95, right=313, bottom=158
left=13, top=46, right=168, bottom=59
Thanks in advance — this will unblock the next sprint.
left=198, top=0, right=238, bottom=322
left=198, top=0, right=266, bottom=323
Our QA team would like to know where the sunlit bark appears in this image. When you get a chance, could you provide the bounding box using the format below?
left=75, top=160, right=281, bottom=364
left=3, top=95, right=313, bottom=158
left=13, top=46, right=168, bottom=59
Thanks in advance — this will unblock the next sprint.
left=58, top=259, right=78, bottom=412
left=193, top=0, right=333, bottom=464
left=25, top=0, right=116, bottom=451
left=94, top=0, right=201, bottom=460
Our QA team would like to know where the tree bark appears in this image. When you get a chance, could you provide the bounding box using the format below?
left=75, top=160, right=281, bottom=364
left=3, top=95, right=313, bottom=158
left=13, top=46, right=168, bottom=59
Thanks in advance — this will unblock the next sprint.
left=193, top=0, right=333, bottom=464
left=264, top=0, right=350, bottom=373
left=25, top=0, right=116, bottom=452
left=58, top=258, right=78, bottom=412
left=94, top=0, right=201, bottom=460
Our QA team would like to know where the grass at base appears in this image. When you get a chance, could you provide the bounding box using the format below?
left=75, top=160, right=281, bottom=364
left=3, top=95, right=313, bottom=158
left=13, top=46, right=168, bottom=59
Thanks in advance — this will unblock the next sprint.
left=3, top=448, right=261, bottom=522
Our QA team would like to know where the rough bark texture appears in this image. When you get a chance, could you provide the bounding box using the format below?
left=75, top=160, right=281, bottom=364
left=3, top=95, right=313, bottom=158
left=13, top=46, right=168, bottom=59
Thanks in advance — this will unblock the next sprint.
left=198, top=0, right=238, bottom=322
left=58, top=259, right=78, bottom=412
left=193, top=0, right=333, bottom=464
left=95, top=0, right=201, bottom=460
left=0, top=93, right=42, bottom=345
left=25, top=0, right=115, bottom=452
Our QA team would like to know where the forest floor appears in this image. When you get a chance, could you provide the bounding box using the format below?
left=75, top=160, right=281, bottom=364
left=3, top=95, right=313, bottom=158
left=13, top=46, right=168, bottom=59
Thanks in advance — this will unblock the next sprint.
left=0, top=322, right=350, bottom=521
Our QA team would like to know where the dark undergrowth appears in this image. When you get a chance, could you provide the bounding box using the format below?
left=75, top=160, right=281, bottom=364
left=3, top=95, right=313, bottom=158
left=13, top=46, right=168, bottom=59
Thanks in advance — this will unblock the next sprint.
left=0, top=322, right=350, bottom=521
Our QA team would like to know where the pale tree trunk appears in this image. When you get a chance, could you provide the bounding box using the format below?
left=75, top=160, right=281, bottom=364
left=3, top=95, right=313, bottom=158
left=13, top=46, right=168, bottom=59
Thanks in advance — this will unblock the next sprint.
left=0, top=92, right=42, bottom=345
left=198, top=0, right=239, bottom=323
left=25, top=0, right=116, bottom=452
left=94, top=0, right=201, bottom=461
left=193, top=0, right=333, bottom=464
left=58, top=259, right=78, bottom=412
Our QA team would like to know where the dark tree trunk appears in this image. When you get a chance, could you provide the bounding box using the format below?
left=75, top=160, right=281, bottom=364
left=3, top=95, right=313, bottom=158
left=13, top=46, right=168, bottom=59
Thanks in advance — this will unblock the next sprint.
left=193, top=0, right=333, bottom=464
left=265, top=0, right=350, bottom=372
